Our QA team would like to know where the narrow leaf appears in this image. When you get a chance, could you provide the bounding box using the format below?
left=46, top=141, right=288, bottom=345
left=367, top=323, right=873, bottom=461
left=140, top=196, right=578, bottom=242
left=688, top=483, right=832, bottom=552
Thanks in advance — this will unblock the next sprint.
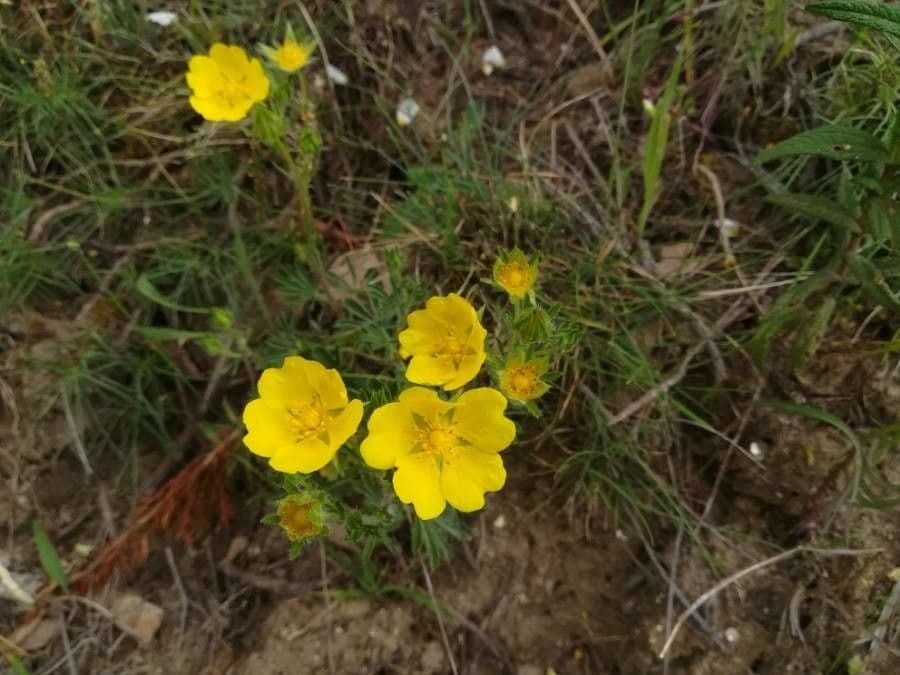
left=846, top=253, right=900, bottom=313
left=135, top=326, right=210, bottom=343
left=638, top=52, right=683, bottom=234
left=766, top=192, right=860, bottom=232
left=807, top=1, right=900, bottom=37
left=135, top=274, right=210, bottom=314
left=8, top=656, right=32, bottom=675
left=32, top=521, right=69, bottom=592
left=755, top=124, right=888, bottom=163
left=791, top=297, right=836, bottom=369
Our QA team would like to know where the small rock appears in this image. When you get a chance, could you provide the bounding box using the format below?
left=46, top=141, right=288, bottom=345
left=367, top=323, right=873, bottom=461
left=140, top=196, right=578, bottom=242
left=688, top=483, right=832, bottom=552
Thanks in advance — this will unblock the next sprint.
left=111, top=592, right=164, bottom=645
left=517, top=666, right=543, bottom=675
left=11, top=617, right=57, bottom=651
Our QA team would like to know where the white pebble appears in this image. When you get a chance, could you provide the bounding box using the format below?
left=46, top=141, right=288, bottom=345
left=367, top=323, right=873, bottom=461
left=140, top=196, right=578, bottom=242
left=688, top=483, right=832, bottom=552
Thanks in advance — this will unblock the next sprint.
left=481, top=45, right=506, bottom=75
left=724, top=627, right=739, bottom=643
left=146, top=10, right=178, bottom=27
left=395, top=98, right=420, bottom=127
left=326, top=64, right=349, bottom=86
left=718, top=218, right=741, bottom=239
left=493, top=514, right=507, bottom=529
left=749, top=441, right=763, bottom=459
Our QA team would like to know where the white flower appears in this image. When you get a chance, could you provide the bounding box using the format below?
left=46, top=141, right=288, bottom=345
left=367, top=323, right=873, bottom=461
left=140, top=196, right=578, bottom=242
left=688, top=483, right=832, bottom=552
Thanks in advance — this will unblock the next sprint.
left=326, top=64, right=349, bottom=86
left=146, top=10, right=178, bottom=27
left=481, top=45, right=506, bottom=75
left=395, top=98, right=420, bottom=127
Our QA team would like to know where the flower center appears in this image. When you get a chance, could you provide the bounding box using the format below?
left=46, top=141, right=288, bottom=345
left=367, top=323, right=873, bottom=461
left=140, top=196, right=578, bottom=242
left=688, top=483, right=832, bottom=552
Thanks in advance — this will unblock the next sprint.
left=276, top=41, right=304, bottom=69
left=506, top=365, right=539, bottom=396
left=216, top=78, right=247, bottom=107
left=445, top=335, right=465, bottom=357
left=288, top=404, right=325, bottom=440
left=499, top=263, right=529, bottom=290
left=279, top=501, right=315, bottom=539
left=425, top=428, right=454, bottom=454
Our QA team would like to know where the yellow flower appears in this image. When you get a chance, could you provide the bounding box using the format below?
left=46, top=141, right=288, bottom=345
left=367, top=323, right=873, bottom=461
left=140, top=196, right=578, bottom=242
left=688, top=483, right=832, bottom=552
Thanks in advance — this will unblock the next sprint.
left=273, top=39, right=315, bottom=73
left=493, top=248, right=537, bottom=299
left=242, top=356, right=363, bottom=473
left=186, top=43, right=270, bottom=122
left=361, top=387, right=515, bottom=520
left=276, top=493, right=326, bottom=543
left=498, top=356, right=549, bottom=402
left=398, top=294, right=487, bottom=390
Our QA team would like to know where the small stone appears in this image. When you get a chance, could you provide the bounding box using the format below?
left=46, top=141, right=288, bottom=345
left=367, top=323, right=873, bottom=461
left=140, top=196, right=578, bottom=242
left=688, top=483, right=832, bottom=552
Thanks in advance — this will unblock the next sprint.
left=724, top=627, right=739, bottom=643
left=396, top=98, right=420, bottom=127
left=146, top=10, right=178, bottom=26
left=493, top=514, right=507, bottom=529
left=481, top=45, right=506, bottom=75
left=11, top=618, right=57, bottom=651
left=111, top=592, right=164, bottom=646
left=326, top=64, right=349, bottom=85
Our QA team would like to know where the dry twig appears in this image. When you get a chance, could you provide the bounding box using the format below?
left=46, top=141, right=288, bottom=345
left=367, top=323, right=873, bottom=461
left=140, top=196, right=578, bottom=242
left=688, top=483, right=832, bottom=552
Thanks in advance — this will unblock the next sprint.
left=658, top=546, right=884, bottom=658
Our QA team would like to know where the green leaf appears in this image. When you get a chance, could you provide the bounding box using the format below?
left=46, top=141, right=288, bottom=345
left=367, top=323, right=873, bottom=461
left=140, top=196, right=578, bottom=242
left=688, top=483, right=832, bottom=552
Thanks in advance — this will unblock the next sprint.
left=755, top=124, right=889, bottom=163
left=807, top=1, right=900, bottom=37
left=846, top=253, right=900, bottom=313
left=638, top=52, right=683, bottom=234
left=7, top=655, right=32, bottom=675
left=866, top=199, right=894, bottom=244
left=766, top=192, right=860, bottom=232
left=411, top=509, right=470, bottom=567
left=32, top=521, right=69, bottom=592
left=135, top=274, right=210, bottom=314
left=791, top=297, right=836, bottom=369
left=135, top=326, right=211, bottom=343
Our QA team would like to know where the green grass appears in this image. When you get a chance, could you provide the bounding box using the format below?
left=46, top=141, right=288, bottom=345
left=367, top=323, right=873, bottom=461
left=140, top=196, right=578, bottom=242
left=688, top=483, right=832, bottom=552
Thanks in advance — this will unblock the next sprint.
left=2, top=0, right=898, bottom=607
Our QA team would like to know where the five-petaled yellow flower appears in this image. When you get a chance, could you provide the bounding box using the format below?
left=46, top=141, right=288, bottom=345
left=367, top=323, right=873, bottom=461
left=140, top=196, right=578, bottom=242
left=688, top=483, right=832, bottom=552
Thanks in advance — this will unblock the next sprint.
left=273, top=38, right=315, bottom=73
left=186, top=43, right=270, bottom=122
left=498, top=356, right=549, bottom=402
left=243, top=356, right=363, bottom=473
left=361, top=387, right=515, bottom=520
left=493, top=248, right=538, bottom=299
left=398, top=294, right=487, bottom=390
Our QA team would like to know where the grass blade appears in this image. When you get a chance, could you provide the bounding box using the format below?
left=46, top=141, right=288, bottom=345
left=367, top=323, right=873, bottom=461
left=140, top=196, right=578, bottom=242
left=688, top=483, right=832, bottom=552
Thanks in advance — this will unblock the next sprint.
left=32, top=521, right=70, bottom=592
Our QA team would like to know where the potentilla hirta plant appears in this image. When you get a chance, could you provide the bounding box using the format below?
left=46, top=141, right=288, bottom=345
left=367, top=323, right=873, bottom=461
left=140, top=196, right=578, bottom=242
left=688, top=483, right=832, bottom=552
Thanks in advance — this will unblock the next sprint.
left=241, top=251, right=577, bottom=558
left=184, top=26, right=321, bottom=238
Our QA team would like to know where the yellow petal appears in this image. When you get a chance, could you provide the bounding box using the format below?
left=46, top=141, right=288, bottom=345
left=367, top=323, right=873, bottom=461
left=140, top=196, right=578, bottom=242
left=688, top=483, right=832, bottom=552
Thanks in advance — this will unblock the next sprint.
left=326, top=399, right=363, bottom=450
left=405, top=307, right=445, bottom=334
left=283, top=357, right=348, bottom=408
left=242, top=398, right=293, bottom=458
left=442, top=351, right=485, bottom=390
left=441, top=447, right=506, bottom=512
left=405, top=354, right=454, bottom=387
left=398, top=386, right=452, bottom=418
left=269, top=437, right=334, bottom=473
left=425, top=293, right=476, bottom=327
left=245, top=58, right=270, bottom=102
left=453, top=388, right=516, bottom=452
left=258, top=363, right=310, bottom=408
left=398, top=325, right=442, bottom=357
left=188, top=95, right=230, bottom=122
left=186, top=55, right=219, bottom=95
left=360, top=402, right=416, bottom=469
left=209, top=43, right=250, bottom=72
left=393, top=453, right=445, bottom=520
